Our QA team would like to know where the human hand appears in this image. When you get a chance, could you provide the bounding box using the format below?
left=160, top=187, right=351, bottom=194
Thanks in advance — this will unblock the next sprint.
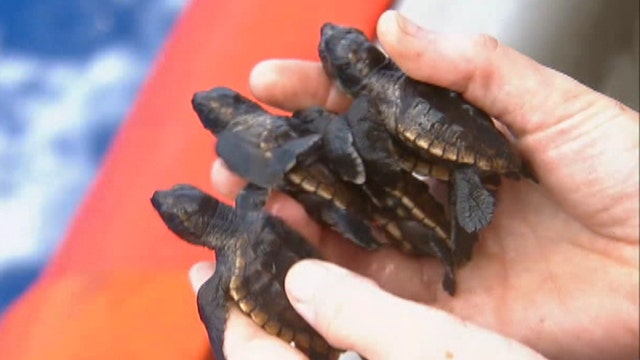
left=190, top=259, right=547, bottom=359
left=196, top=10, right=639, bottom=360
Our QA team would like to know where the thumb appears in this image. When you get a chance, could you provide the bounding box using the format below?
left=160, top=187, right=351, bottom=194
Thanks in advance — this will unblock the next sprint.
left=286, top=259, right=546, bottom=360
left=376, top=10, right=637, bottom=139
left=377, top=10, right=639, bottom=241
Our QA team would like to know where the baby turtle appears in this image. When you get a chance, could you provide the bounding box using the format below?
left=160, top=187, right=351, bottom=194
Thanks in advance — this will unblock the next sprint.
left=192, top=87, right=322, bottom=189
left=318, top=23, right=536, bottom=234
left=291, top=100, right=478, bottom=293
left=151, top=184, right=341, bottom=360
left=192, top=87, right=466, bottom=294
left=290, top=100, right=447, bottom=239
left=192, top=87, right=383, bottom=251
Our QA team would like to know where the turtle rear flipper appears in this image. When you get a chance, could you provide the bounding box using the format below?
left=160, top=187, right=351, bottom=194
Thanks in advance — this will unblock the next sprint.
left=197, top=251, right=233, bottom=360
left=450, top=223, right=479, bottom=267
left=324, top=206, right=381, bottom=250
left=451, top=166, right=496, bottom=233
left=216, top=130, right=321, bottom=188
left=295, top=192, right=381, bottom=250
left=396, top=220, right=456, bottom=295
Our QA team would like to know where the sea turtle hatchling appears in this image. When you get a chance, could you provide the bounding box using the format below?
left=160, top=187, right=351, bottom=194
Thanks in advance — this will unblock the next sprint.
left=291, top=100, right=479, bottom=292
left=151, top=184, right=342, bottom=360
left=193, top=87, right=475, bottom=294
left=318, top=23, right=536, bottom=235
left=192, top=87, right=384, bottom=251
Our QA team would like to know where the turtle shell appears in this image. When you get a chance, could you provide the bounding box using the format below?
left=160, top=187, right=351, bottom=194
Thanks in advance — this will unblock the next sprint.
left=151, top=184, right=341, bottom=360
left=192, top=87, right=383, bottom=250
left=318, top=23, right=533, bottom=179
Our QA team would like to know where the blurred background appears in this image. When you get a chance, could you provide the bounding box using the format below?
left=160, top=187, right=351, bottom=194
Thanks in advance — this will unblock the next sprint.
left=0, top=0, right=188, bottom=314
left=0, top=0, right=638, bottom=316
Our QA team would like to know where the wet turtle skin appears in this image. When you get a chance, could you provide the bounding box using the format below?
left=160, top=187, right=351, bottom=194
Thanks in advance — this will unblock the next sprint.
left=291, top=102, right=479, bottom=293
left=291, top=103, right=453, bottom=246
left=192, top=87, right=383, bottom=251
left=290, top=109, right=464, bottom=294
left=318, top=23, right=536, bottom=235
left=192, top=87, right=322, bottom=190
left=151, top=184, right=342, bottom=360
left=318, top=23, right=528, bottom=178
left=192, top=87, right=467, bottom=294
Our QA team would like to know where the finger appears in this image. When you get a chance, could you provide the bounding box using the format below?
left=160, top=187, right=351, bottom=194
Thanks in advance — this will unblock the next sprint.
left=210, top=158, right=448, bottom=301
left=377, top=10, right=636, bottom=139
left=210, top=159, right=247, bottom=200
left=188, top=261, right=216, bottom=292
left=189, top=262, right=306, bottom=360
left=378, top=10, right=639, bottom=240
left=250, top=59, right=352, bottom=112
left=286, top=260, right=547, bottom=360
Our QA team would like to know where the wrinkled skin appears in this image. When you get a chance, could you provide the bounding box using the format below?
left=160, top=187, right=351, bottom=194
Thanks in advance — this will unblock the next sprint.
left=197, top=11, right=639, bottom=360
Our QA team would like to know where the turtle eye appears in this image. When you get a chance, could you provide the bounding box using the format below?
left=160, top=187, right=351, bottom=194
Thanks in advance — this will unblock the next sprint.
left=177, top=207, right=189, bottom=221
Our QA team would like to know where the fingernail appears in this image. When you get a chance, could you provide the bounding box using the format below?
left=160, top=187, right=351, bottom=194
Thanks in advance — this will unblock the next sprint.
left=395, top=12, right=423, bottom=37
left=286, top=260, right=332, bottom=321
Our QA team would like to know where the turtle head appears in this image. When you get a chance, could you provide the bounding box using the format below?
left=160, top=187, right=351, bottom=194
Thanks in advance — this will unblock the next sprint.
left=290, top=107, right=334, bottom=135
left=192, top=87, right=263, bottom=134
left=319, top=23, right=388, bottom=95
left=152, top=184, right=233, bottom=248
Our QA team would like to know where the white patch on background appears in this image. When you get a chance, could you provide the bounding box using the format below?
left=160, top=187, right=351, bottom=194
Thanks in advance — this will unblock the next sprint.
left=0, top=0, right=188, bottom=272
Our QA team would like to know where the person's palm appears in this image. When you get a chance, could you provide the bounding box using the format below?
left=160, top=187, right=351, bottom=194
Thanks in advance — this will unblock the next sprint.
left=205, top=12, right=638, bottom=360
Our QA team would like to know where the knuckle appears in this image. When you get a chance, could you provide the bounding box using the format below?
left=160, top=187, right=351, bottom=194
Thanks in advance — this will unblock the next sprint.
left=461, top=33, right=501, bottom=94
left=474, top=33, right=500, bottom=54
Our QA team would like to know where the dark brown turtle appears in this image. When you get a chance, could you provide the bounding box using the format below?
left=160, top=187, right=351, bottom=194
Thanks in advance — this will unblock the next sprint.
left=291, top=99, right=479, bottom=293
left=151, top=184, right=342, bottom=360
left=289, top=101, right=470, bottom=294
left=193, top=87, right=468, bottom=293
left=191, top=87, right=383, bottom=251
left=318, top=23, right=536, bottom=235
left=191, top=87, right=322, bottom=189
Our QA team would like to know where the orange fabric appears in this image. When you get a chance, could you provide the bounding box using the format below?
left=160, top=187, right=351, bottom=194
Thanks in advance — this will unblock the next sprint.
left=0, top=0, right=391, bottom=358
left=0, top=271, right=209, bottom=359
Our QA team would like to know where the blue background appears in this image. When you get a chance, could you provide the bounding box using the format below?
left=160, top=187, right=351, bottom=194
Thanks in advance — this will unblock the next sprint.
left=0, top=0, right=187, bottom=314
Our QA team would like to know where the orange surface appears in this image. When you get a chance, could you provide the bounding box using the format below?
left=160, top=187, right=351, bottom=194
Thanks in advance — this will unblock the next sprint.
left=0, top=0, right=391, bottom=358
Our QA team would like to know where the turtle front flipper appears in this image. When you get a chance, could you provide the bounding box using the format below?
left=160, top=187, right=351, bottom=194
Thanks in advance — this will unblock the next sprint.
left=291, top=107, right=366, bottom=184
left=323, top=117, right=366, bottom=184
left=197, top=251, right=233, bottom=360
left=216, top=129, right=321, bottom=188
left=236, top=184, right=269, bottom=214
left=451, top=166, right=496, bottom=233
left=346, top=96, right=403, bottom=188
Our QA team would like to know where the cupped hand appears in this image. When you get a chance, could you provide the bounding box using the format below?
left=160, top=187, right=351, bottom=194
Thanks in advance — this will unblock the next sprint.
left=193, top=10, right=639, bottom=360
